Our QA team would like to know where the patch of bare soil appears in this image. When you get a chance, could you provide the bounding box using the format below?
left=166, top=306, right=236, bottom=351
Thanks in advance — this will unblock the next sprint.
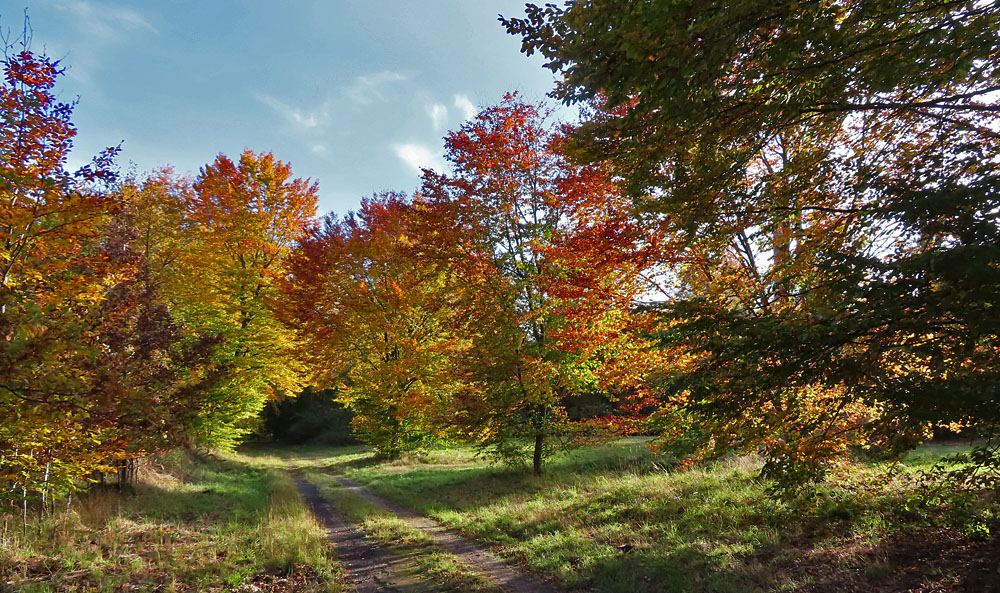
left=235, top=565, right=330, bottom=593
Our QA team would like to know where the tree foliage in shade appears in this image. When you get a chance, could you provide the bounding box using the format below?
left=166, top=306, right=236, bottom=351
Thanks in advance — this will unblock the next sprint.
left=504, top=1, right=1000, bottom=485
left=89, top=202, right=228, bottom=456
left=260, top=386, right=356, bottom=446
left=504, top=0, right=999, bottom=196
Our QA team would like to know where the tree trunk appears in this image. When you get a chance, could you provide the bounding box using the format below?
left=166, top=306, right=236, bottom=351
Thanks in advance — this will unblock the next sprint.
left=41, top=461, right=50, bottom=516
left=773, top=219, right=791, bottom=303
left=533, top=433, right=543, bottom=476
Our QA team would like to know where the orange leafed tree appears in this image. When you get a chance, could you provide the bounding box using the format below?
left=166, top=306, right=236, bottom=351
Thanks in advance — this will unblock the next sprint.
left=281, top=193, right=473, bottom=457
left=0, top=42, right=129, bottom=505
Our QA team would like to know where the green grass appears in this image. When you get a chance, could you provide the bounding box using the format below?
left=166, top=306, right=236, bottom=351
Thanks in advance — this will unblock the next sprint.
left=10, top=441, right=990, bottom=592
left=0, top=451, right=346, bottom=592
left=263, top=439, right=1000, bottom=593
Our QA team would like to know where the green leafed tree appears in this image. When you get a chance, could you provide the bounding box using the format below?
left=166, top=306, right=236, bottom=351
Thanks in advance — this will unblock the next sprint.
left=505, top=1, right=1000, bottom=485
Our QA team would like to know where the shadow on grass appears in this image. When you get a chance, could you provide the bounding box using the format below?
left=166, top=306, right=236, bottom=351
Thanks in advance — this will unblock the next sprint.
left=317, top=455, right=385, bottom=475
left=585, top=545, right=767, bottom=593
left=773, top=526, right=1000, bottom=593
left=130, top=453, right=273, bottom=523
left=240, top=442, right=379, bottom=475
left=256, top=441, right=1000, bottom=592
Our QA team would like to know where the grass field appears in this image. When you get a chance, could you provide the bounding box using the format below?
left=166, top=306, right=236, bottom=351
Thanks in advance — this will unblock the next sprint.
left=256, top=439, right=1000, bottom=593
left=4, top=440, right=997, bottom=592
left=0, top=451, right=346, bottom=593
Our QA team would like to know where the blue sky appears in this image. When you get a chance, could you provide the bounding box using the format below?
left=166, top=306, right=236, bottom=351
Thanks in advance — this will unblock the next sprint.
left=9, top=1, right=557, bottom=216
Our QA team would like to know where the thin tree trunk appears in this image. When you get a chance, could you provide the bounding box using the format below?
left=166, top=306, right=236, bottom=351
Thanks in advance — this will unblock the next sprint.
left=22, top=449, right=30, bottom=537
left=41, top=461, right=50, bottom=516
left=21, top=486, right=27, bottom=538
left=773, top=219, right=791, bottom=302
left=533, top=433, right=543, bottom=476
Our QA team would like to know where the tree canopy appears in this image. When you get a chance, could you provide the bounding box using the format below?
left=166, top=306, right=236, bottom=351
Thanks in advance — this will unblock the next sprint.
left=505, top=0, right=1000, bottom=485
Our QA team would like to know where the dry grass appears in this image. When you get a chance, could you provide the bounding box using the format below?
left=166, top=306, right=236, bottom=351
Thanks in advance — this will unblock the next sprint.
left=0, top=450, right=346, bottom=593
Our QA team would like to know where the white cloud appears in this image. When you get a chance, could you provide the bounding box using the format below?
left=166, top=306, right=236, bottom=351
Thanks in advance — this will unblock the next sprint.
left=427, top=103, right=448, bottom=132
left=42, top=0, right=156, bottom=84
left=53, top=0, right=157, bottom=41
left=393, top=143, right=444, bottom=174
left=257, top=94, right=329, bottom=129
left=343, top=71, right=408, bottom=105
left=453, top=94, right=476, bottom=121
left=311, top=144, right=329, bottom=155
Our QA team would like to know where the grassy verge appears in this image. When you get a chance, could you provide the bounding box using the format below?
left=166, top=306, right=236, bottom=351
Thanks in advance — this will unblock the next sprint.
left=304, top=470, right=501, bottom=592
left=0, top=451, right=346, bottom=593
left=267, top=440, right=1000, bottom=593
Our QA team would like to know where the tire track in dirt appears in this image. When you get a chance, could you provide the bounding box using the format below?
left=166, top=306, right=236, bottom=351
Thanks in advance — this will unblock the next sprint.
left=327, top=474, right=559, bottom=593
left=293, top=477, right=403, bottom=593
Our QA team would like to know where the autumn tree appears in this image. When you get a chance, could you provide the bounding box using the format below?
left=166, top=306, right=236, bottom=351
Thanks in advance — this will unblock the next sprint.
left=0, top=38, right=213, bottom=506
left=114, top=168, right=191, bottom=292
left=174, top=150, right=317, bottom=447
left=0, top=37, right=133, bottom=509
left=419, top=94, right=663, bottom=474
left=0, top=35, right=243, bottom=512
left=505, top=1, right=1000, bottom=485
left=281, top=194, right=471, bottom=458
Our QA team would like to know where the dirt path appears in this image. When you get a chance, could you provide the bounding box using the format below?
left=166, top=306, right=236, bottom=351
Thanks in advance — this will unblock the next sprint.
left=327, top=474, right=559, bottom=593
left=293, top=478, right=406, bottom=593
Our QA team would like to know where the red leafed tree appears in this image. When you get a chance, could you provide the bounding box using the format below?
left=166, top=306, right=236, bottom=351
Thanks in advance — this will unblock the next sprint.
left=418, top=93, right=666, bottom=473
